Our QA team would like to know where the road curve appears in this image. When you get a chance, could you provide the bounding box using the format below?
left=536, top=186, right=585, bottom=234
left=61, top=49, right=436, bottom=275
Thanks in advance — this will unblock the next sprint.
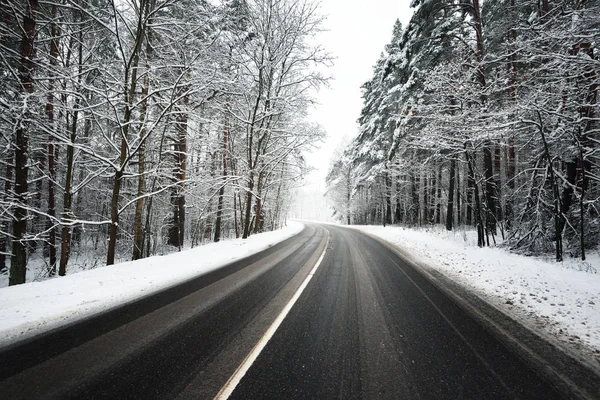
left=1, top=223, right=598, bottom=399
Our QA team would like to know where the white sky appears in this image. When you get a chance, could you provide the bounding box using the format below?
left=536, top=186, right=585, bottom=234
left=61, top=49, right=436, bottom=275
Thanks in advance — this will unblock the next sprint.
left=304, top=0, right=413, bottom=192
left=294, top=1, right=413, bottom=220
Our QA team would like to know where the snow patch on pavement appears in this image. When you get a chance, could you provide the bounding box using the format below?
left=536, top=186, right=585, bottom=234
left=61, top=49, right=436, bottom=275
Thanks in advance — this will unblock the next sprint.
left=0, top=221, right=304, bottom=348
left=351, top=225, right=600, bottom=357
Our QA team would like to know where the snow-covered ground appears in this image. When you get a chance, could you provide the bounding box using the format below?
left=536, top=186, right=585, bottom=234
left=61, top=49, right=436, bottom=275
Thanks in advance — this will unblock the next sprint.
left=351, top=224, right=600, bottom=358
left=0, top=221, right=304, bottom=348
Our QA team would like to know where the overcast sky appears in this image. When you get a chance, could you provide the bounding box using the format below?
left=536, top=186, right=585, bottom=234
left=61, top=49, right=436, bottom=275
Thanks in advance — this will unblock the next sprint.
left=302, top=0, right=413, bottom=194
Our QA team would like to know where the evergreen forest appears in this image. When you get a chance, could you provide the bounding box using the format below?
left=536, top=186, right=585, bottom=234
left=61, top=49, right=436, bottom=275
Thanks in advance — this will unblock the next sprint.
left=326, top=0, right=600, bottom=262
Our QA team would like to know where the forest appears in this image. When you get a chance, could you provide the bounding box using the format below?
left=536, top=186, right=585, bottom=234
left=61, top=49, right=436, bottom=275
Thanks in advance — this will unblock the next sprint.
left=1, top=0, right=329, bottom=285
left=326, top=0, right=600, bottom=262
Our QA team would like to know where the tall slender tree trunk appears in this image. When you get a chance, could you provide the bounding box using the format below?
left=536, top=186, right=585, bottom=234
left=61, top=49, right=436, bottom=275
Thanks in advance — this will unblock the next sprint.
left=10, top=0, right=38, bottom=286
left=385, top=170, right=392, bottom=225
left=446, top=159, right=456, bottom=231
left=422, top=171, right=428, bottom=225
left=214, top=115, right=229, bottom=242
left=395, top=179, right=402, bottom=223
left=31, top=148, right=45, bottom=255
left=466, top=145, right=485, bottom=247
left=107, top=3, right=147, bottom=264
left=233, top=192, right=239, bottom=238
left=466, top=158, right=474, bottom=227
left=483, top=143, right=497, bottom=234
left=45, top=3, right=60, bottom=274
left=538, top=112, right=563, bottom=261
left=242, top=174, right=254, bottom=238
left=132, top=71, right=149, bottom=259
left=72, top=121, right=88, bottom=247
left=506, top=0, right=517, bottom=229
left=59, top=24, right=84, bottom=275
left=133, top=5, right=153, bottom=260
left=411, top=171, right=419, bottom=225
left=58, top=112, right=77, bottom=275
left=472, top=0, right=497, bottom=236
left=1, top=153, right=13, bottom=273
left=272, top=164, right=286, bottom=230
left=238, top=191, right=244, bottom=236
left=456, top=160, right=461, bottom=226
left=346, top=167, right=352, bottom=225
left=167, top=90, right=189, bottom=249
left=494, top=144, right=503, bottom=223
left=435, top=164, right=442, bottom=224
left=0, top=0, right=11, bottom=273
left=253, top=170, right=265, bottom=234
left=577, top=139, right=586, bottom=261
left=430, top=169, right=436, bottom=224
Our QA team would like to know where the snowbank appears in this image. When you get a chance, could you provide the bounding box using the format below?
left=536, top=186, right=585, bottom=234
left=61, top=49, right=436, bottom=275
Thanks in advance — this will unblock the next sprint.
left=0, top=221, right=304, bottom=347
left=351, top=225, right=600, bottom=355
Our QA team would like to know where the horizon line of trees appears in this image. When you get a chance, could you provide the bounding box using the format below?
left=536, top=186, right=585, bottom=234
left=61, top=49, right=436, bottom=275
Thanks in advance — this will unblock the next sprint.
left=326, top=0, right=599, bottom=262
left=1, top=0, right=330, bottom=286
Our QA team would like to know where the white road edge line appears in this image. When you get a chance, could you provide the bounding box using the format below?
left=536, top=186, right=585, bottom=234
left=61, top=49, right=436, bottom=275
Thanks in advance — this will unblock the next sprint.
left=214, top=236, right=330, bottom=400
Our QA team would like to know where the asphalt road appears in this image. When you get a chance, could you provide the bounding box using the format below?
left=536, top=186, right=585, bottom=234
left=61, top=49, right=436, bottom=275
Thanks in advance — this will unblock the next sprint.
left=0, top=223, right=598, bottom=399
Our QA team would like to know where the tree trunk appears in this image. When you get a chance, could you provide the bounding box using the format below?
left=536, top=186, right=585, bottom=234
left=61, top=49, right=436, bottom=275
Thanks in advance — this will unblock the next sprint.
left=430, top=169, right=436, bottom=224
left=538, top=112, right=563, bottom=262
left=132, top=70, right=149, bottom=259
left=456, top=160, right=461, bottom=226
left=10, top=0, right=38, bottom=286
left=242, top=174, right=254, bottom=238
left=107, top=5, right=147, bottom=264
left=466, top=146, right=485, bottom=247
left=272, top=164, right=286, bottom=230
left=233, top=191, right=239, bottom=238
left=472, top=0, right=496, bottom=238
left=411, top=171, right=419, bottom=225
left=483, top=142, right=497, bottom=235
left=60, top=24, right=84, bottom=274
left=214, top=115, right=229, bottom=242
left=435, top=164, right=442, bottom=224
left=1, top=153, right=13, bottom=273
left=30, top=145, right=45, bottom=255
left=346, top=167, right=351, bottom=225
left=466, top=151, right=474, bottom=226
left=494, top=143, right=503, bottom=223
left=45, top=3, right=60, bottom=274
left=133, top=7, right=153, bottom=259
left=395, top=179, right=402, bottom=223
left=557, top=161, right=576, bottom=237
left=143, top=196, right=154, bottom=259
left=578, top=140, right=586, bottom=261
left=385, top=170, right=392, bottom=225
left=446, top=159, right=456, bottom=231
left=422, top=171, right=428, bottom=225
left=238, top=191, right=244, bottom=237
left=252, top=170, right=263, bottom=235
left=167, top=90, right=189, bottom=249
left=506, top=0, right=517, bottom=229
left=58, top=111, right=78, bottom=276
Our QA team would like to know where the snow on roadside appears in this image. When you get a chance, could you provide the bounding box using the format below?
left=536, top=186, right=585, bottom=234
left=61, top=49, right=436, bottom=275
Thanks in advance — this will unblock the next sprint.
left=351, top=225, right=600, bottom=356
left=0, top=221, right=304, bottom=348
